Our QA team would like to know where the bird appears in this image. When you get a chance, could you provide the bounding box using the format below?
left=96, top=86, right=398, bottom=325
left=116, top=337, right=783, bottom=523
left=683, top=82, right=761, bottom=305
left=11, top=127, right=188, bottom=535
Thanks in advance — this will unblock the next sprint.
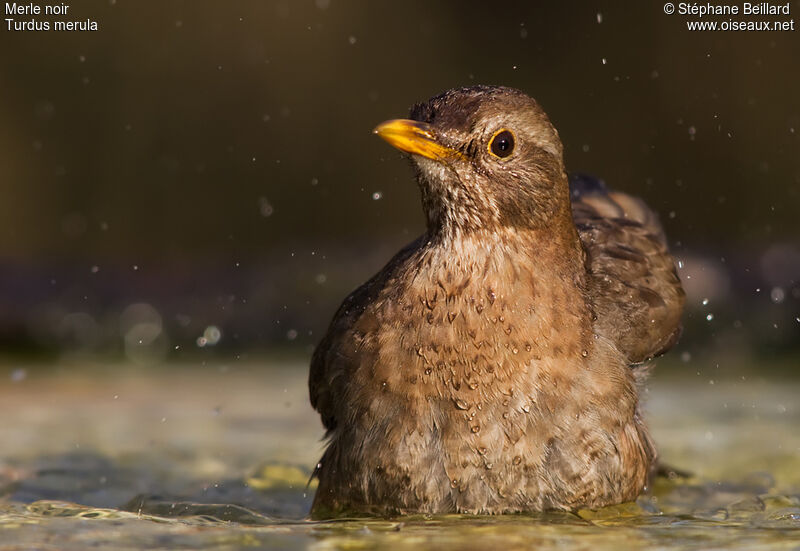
left=308, top=85, right=685, bottom=517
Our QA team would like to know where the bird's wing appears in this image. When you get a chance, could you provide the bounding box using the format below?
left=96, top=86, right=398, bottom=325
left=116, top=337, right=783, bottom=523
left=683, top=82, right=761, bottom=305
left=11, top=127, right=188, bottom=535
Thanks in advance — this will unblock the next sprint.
left=309, top=238, right=423, bottom=434
left=570, top=174, right=685, bottom=364
left=308, top=277, right=377, bottom=434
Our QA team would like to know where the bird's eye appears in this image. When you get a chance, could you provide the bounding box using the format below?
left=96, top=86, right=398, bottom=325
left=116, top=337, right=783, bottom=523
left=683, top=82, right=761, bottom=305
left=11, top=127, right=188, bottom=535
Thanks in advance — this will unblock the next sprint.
left=488, top=129, right=515, bottom=159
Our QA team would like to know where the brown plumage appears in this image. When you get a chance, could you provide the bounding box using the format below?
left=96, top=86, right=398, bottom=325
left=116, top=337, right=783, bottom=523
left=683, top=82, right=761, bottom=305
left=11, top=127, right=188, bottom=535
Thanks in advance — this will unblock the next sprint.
left=308, top=86, right=685, bottom=516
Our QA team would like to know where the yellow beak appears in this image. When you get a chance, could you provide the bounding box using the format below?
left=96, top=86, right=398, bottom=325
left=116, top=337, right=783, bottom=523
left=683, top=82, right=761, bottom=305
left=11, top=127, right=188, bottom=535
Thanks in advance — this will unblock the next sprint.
left=373, top=119, right=462, bottom=162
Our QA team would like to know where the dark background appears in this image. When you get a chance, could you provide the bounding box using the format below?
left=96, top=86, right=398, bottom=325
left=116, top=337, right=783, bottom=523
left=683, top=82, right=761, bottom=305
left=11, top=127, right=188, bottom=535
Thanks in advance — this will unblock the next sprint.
left=1, top=0, right=798, bottom=367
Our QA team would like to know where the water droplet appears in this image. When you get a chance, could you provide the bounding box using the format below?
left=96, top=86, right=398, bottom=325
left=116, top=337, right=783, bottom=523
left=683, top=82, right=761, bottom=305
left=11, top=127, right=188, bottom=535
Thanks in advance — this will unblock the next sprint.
left=512, top=348, right=519, bottom=355
left=521, top=404, right=531, bottom=413
left=581, top=349, right=589, bottom=358
left=202, top=325, right=222, bottom=345
left=10, top=369, right=26, bottom=382
left=475, top=304, right=484, bottom=314
left=702, top=298, right=709, bottom=306
left=513, top=456, right=522, bottom=465
left=525, top=344, right=532, bottom=352
left=471, top=424, right=480, bottom=433
left=424, top=368, right=432, bottom=375
left=487, top=290, right=496, bottom=304
left=770, top=287, right=785, bottom=304
left=706, top=313, right=714, bottom=321
left=454, top=398, right=468, bottom=410
left=371, top=191, right=383, bottom=200
left=601, top=58, right=607, bottom=65
left=468, top=381, right=479, bottom=390
left=258, top=197, right=274, bottom=217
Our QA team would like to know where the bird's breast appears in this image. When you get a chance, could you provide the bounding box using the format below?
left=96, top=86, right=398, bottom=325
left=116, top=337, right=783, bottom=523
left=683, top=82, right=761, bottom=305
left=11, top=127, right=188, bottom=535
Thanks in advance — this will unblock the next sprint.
left=360, top=243, right=596, bottom=422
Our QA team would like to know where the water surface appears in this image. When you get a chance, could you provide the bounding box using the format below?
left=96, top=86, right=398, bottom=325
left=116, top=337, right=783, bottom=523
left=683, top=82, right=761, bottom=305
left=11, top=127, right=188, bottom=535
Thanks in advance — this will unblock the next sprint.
left=0, top=360, right=798, bottom=550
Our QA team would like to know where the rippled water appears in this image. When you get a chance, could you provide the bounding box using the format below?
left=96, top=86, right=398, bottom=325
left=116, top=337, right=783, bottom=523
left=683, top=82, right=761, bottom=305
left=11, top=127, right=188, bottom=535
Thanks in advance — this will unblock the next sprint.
left=0, top=359, right=798, bottom=550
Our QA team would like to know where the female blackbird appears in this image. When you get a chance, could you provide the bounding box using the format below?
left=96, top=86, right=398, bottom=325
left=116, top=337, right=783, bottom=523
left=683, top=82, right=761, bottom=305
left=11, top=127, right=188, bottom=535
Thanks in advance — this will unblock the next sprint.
left=309, top=86, right=685, bottom=516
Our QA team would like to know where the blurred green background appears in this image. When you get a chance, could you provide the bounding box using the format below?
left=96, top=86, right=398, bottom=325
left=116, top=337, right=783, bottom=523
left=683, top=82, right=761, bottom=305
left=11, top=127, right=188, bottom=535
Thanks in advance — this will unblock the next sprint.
left=1, top=0, right=798, bottom=367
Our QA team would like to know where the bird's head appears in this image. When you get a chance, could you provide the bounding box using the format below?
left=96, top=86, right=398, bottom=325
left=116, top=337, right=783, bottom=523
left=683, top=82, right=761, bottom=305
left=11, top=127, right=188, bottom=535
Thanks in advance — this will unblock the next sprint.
left=375, top=86, right=570, bottom=238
